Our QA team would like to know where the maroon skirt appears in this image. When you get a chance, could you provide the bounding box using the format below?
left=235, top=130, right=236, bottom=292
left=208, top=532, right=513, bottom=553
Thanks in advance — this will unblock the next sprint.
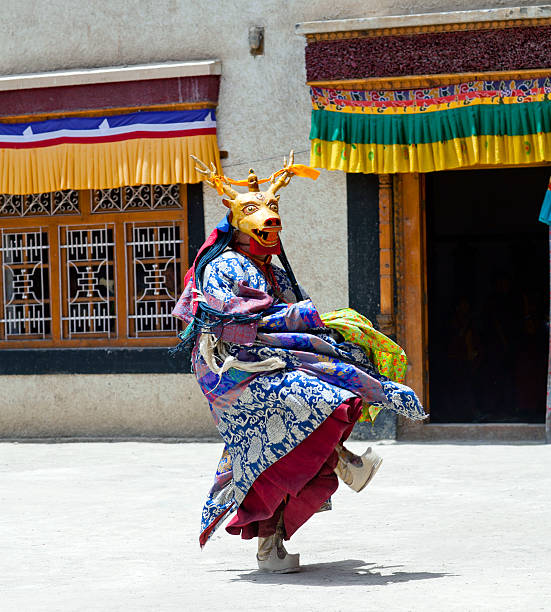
left=226, top=396, right=362, bottom=540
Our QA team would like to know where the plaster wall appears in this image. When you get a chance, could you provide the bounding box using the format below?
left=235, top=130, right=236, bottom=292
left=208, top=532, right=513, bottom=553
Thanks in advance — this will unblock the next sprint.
left=1, top=0, right=546, bottom=315
left=0, top=374, right=217, bottom=439
left=1, top=0, right=547, bottom=438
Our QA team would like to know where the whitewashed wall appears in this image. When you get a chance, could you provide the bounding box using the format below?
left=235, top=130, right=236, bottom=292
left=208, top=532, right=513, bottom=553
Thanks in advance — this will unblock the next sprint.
left=0, top=0, right=546, bottom=437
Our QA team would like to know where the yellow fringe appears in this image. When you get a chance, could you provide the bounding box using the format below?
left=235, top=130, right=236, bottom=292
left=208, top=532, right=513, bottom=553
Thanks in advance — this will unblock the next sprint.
left=310, top=133, right=551, bottom=174
left=0, top=134, right=220, bottom=195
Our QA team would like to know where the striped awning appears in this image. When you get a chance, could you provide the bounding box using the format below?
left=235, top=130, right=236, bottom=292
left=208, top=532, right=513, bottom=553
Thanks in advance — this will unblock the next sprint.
left=309, top=78, right=551, bottom=174
left=0, top=109, right=219, bottom=194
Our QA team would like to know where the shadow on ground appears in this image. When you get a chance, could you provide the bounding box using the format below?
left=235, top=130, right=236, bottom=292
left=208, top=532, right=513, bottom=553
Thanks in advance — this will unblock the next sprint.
left=226, top=559, right=452, bottom=586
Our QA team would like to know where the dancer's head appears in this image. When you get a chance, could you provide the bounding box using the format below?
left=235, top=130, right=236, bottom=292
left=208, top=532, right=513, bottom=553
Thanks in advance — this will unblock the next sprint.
left=191, top=151, right=318, bottom=256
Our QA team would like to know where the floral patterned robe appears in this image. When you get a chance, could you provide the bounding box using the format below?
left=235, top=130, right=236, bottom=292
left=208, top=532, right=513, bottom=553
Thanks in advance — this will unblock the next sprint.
left=172, top=249, right=425, bottom=545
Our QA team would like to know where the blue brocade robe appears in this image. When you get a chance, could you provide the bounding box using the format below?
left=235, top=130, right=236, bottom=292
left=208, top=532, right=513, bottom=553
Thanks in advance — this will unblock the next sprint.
left=172, top=249, right=425, bottom=544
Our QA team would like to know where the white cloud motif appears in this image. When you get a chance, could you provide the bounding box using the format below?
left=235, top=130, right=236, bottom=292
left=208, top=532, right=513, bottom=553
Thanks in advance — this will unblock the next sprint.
left=284, top=394, right=310, bottom=421
left=266, top=413, right=285, bottom=444
left=247, top=435, right=262, bottom=463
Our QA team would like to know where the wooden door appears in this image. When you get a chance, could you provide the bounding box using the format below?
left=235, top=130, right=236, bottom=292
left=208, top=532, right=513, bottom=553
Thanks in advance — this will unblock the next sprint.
left=394, top=173, right=429, bottom=436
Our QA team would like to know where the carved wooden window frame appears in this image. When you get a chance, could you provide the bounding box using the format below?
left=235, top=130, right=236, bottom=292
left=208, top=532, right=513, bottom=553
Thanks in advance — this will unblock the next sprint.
left=0, top=186, right=188, bottom=348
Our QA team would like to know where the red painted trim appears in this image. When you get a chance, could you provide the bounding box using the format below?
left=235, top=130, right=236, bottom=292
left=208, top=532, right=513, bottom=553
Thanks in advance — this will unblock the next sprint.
left=0, top=127, right=216, bottom=149
left=0, top=75, right=220, bottom=117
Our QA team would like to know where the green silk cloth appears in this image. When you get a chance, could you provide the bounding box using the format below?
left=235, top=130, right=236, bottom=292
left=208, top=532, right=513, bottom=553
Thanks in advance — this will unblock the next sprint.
left=321, top=308, right=408, bottom=423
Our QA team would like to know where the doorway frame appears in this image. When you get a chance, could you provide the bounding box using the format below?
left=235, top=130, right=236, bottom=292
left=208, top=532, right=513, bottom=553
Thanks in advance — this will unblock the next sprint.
left=393, top=163, right=550, bottom=441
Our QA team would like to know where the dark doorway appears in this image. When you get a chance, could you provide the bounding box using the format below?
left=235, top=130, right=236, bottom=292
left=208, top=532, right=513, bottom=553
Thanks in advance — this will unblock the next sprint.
left=426, top=167, right=549, bottom=423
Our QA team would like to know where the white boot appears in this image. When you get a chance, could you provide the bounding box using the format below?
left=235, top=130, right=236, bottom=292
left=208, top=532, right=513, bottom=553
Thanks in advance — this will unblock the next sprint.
left=334, top=445, right=383, bottom=492
left=256, top=515, right=300, bottom=573
left=257, top=535, right=300, bottom=573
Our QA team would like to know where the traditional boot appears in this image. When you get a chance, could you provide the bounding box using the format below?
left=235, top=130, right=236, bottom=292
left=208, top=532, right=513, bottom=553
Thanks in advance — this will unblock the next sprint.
left=334, top=444, right=383, bottom=493
left=256, top=514, right=300, bottom=573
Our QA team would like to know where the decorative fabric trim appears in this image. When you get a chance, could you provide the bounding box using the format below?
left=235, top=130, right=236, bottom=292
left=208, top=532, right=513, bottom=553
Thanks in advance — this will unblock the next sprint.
left=321, top=308, right=408, bottom=423
left=309, top=80, right=551, bottom=173
left=0, top=109, right=219, bottom=194
left=311, top=79, right=551, bottom=115
left=198, top=333, right=286, bottom=380
left=311, top=135, right=551, bottom=174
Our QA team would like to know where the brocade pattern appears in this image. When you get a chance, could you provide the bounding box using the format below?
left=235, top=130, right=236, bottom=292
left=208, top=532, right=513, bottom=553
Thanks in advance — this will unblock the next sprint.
left=178, top=249, right=425, bottom=545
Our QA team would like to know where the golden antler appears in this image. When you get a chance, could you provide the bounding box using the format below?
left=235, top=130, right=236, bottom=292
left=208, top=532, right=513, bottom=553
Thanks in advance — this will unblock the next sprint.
left=268, top=150, right=295, bottom=196
left=190, top=154, right=239, bottom=200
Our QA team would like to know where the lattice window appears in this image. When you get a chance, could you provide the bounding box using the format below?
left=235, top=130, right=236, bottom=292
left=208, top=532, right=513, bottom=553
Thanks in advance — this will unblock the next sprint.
left=0, top=190, right=79, bottom=217
left=0, top=228, right=51, bottom=339
left=60, top=224, right=117, bottom=338
left=126, top=222, right=182, bottom=338
left=0, top=185, right=187, bottom=347
left=92, top=184, right=182, bottom=213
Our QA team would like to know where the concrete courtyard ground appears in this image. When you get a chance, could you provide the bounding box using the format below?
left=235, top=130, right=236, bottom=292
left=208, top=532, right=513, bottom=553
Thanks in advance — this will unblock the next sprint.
left=1, top=441, right=549, bottom=612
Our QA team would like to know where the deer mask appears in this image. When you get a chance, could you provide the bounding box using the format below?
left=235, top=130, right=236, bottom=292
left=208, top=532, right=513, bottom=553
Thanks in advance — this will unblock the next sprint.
left=191, top=151, right=319, bottom=256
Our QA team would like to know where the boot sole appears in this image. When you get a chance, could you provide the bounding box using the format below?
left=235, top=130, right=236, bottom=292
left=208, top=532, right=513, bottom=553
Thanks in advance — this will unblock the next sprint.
left=257, top=552, right=301, bottom=573
left=356, top=456, right=383, bottom=493
left=264, top=566, right=301, bottom=574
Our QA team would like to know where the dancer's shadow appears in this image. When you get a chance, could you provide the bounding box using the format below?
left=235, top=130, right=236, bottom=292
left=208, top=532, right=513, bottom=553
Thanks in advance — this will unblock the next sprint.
left=230, top=559, right=452, bottom=586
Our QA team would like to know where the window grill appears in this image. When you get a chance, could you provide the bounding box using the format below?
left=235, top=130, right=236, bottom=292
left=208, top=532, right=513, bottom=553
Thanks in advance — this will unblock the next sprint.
left=126, top=222, right=182, bottom=338
left=0, top=185, right=187, bottom=348
left=0, top=190, right=80, bottom=217
left=60, top=224, right=117, bottom=338
left=0, top=228, right=51, bottom=339
left=92, top=184, right=182, bottom=213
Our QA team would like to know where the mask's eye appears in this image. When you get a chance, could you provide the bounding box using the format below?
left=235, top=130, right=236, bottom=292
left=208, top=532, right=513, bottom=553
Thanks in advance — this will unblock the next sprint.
left=243, top=204, right=258, bottom=215
left=268, top=202, right=279, bottom=212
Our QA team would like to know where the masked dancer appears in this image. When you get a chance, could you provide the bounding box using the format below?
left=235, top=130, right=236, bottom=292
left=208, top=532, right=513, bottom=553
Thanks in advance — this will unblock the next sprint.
left=172, top=152, right=426, bottom=573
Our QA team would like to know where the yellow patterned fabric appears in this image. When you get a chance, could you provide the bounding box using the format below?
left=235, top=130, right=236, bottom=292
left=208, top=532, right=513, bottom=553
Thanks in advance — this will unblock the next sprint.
left=311, top=134, right=551, bottom=174
left=321, top=308, right=407, bottom=423
left=0, top=135, right=220, bottom=195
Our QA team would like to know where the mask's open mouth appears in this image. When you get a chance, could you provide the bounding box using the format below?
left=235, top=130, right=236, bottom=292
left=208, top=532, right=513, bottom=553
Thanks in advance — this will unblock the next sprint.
left=252, top=227, right=281, bottom=245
